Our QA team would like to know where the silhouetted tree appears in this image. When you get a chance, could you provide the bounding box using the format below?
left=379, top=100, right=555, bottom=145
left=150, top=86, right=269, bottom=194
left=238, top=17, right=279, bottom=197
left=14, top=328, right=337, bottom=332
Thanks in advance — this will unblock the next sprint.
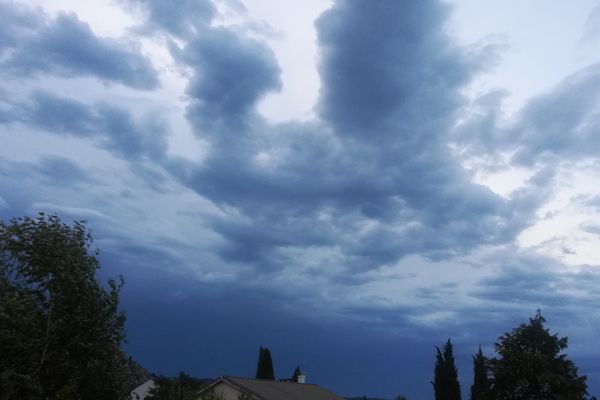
left=0, top=214, right=131, bottom=399
left=291, top=366, right=301, bottom=381
left=433, top=339, right=462, bottom=400
left=146, top=372, right=208, bottom=400
left=470, top=346, right=490, bottom=400
left=489, top=310, right=587, bottom=399
left=255, top=347, right=275, bottom=380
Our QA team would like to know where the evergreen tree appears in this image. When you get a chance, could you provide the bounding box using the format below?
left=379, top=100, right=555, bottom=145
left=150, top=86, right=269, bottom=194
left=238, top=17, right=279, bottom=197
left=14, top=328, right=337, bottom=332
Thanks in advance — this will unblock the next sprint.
left=489, top=310, right=588, bottom=399
left=255, top=347, right=275, bottom=380
left=291, top=366, right=301, bottom=381
left=470, top=346, right=489, bottom=400
left=432, top=339, right=462, bottom=400
left=0, top=214, right=132, bottom=399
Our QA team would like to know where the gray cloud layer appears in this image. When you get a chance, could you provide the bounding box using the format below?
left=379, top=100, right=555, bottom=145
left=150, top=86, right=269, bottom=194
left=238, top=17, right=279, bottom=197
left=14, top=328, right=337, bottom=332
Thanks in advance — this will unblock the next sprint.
left=3, top=0, right=600, bottom=396
left=456, top=63, right=600, bottom=167
left=2, top=0, right=597, bottom=302
left=158, top=0, right=542, bottom=275
left=0, top=1, right=159, bottom=89
left=121, top=0, right=215, bottom=38
left=2, top=90, right=168, bottom=161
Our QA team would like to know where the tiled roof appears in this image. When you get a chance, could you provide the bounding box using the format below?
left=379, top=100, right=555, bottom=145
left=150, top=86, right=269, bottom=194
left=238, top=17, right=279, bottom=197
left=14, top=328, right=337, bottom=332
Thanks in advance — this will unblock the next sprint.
left=207, top=376, right=345, bottom=400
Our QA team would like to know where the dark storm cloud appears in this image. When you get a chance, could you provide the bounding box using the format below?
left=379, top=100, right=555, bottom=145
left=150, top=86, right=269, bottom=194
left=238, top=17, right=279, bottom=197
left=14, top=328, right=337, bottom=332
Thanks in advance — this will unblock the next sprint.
left=0, top=1, right=44, bottom=49
left=94, top=105, right=168, bottom=160
left=178, top=28, right=282, bottom=135
left=315, top=0, right=468, bottom=138
left=11, top=91, right=169, bottom=161
left=170, top=0, right=535, bottom=274
left=22, top=91, right=98, bottom=136
left=470, top=248, right=600, bottom=312
left=476, top=266, right=570, bottom=307
left=0, top=155, right=99, bottom=228
left=0, top=1, right=158, bottom=89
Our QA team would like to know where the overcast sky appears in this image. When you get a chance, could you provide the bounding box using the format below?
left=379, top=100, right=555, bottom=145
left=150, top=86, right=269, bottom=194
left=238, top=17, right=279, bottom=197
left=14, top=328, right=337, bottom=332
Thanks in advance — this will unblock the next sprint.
left=2, top=0, right=600, bottom=398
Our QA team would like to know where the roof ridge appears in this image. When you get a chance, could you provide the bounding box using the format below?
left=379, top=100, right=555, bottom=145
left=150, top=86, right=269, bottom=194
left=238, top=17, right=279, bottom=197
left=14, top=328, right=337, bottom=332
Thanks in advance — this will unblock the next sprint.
left=223, top=376, right=319, bottom=386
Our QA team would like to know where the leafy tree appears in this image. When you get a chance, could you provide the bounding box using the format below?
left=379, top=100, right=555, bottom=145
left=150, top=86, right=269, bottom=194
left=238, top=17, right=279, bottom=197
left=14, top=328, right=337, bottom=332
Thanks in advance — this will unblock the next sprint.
left=146, top=373, right=208, bottom=400
left=255, top=346, right=275, bottom=380
left=291, top=366, right=302, bottom=381
left=0, top=213, right=132, bottom=399
left=470, top=346, right=490, bottom=400
left=489, top=310, right=588, bottom=400
left=433, top=339, right=462, bottom=400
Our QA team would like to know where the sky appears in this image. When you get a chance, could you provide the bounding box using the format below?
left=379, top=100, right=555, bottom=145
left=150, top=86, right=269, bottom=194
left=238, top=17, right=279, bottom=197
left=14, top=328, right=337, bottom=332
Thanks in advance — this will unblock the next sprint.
left=2, top=0, right=600, bottom=398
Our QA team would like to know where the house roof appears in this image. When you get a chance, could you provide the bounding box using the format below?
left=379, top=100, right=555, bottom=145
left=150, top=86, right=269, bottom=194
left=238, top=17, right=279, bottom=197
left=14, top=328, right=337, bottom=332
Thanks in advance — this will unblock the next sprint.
left=130, top=379, right=156, bottom=400
left=200, top=376, right=345, bottom=400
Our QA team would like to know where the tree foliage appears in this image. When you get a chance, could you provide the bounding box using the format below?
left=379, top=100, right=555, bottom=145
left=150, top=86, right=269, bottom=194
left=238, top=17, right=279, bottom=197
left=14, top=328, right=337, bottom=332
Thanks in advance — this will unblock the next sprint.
left=255, top=346, right=275, bottom=380
left=433, top=339, right=462, bottom=400
left=0, top=213, right=131, bottom=399
left=291, top=366, right=302, bottom=381
left=489, top=310, right=588, bottom=400
left=470, top=346, right=490, bottom=400
left=145, top=373, right=208, bottom=400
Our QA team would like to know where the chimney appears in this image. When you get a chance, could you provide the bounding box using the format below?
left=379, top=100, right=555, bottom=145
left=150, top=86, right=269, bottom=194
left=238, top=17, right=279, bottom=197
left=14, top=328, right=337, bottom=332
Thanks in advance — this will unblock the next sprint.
left=296, top=373, right=306, bottom=384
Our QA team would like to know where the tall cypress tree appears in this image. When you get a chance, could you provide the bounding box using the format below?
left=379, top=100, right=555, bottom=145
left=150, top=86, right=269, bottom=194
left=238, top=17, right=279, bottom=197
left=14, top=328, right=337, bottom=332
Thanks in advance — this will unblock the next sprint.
left=255, top=347, right=275, bottom=380
left=291, top=366, right=302, bottom=381
left=432, top=339, right=462, bottom=400
left=255, top=347, right=265, bottom=379
left=470, top=346, right=489, bottom=400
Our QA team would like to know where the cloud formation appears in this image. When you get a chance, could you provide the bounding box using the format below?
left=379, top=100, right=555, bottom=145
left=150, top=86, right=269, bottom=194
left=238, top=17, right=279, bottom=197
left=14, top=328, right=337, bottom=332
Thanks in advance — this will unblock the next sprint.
left=2, top=0, right=600, bottom=397
left=122, top=0, right=215, bottom=38
left=2, top=0, right=598, bottom=324
left=1, top=90, right=169, bottom=161
left=456, top=63, right=600, bottom=169
left=179, top=28, right=282, bottom=135
left=0, top=1, right=158, bottom=89
left=160, top=0, right=540, bottom=277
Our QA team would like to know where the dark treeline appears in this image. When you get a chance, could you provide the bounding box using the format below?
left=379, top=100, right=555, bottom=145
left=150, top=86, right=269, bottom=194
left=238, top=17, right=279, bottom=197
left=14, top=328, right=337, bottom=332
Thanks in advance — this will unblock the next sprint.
left=433, top=339, right=461, bottom=400
left=145, top=373, right=210, bottom=400
left=0, top=214, right=132, bottom=399
left=433, top=310, right=596, bottom=400
left=0, top=214, right=597, bottom=399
